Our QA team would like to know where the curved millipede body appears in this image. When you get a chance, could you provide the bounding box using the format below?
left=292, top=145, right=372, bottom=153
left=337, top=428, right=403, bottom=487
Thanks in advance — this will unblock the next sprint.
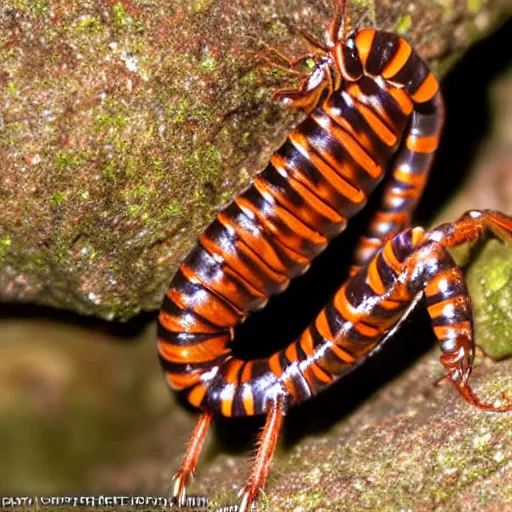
left=157, top=1, right=512, bottom=509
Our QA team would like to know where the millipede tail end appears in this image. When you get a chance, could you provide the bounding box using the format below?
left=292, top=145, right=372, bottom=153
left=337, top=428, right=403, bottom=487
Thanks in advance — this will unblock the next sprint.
left=424, top=209, right=512, bottom=414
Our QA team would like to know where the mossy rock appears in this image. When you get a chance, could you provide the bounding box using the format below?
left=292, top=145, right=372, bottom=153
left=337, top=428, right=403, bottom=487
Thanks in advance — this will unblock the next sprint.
left=467, top=240, right=512, bottom=360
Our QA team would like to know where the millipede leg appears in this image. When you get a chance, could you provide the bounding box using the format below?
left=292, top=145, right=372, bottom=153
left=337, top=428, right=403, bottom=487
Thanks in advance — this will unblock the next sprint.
left=259, top=43, right=317, bottom=71
left=239, top=399, right=285, bottom=512
left=171, top=410, right=213, bottom=506
left=248, top=43, right=314, bottom=78
left=328, top=0, right=349, bottom=44
left=432, top=209, right=512, bottom=249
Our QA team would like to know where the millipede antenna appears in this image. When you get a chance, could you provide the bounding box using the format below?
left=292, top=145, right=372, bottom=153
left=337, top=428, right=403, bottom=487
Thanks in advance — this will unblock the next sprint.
left=329, top=0, right=349, bottom=45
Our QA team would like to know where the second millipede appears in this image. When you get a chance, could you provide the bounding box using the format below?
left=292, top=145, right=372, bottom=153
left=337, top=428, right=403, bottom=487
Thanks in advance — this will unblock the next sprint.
left=156, top=1, right=512, bottom=509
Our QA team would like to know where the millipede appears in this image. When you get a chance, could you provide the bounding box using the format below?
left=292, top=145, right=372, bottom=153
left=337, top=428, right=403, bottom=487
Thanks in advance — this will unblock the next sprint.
left=157, top=1, right=512, bottom=509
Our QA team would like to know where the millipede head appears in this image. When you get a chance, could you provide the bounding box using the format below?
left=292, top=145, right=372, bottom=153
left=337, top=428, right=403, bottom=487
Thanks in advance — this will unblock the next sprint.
left=254, top=0, right=365, bottom=113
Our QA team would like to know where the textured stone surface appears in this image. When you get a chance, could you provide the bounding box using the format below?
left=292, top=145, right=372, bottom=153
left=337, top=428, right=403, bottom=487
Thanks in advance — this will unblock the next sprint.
left=1, top=0, right=511, bottom=320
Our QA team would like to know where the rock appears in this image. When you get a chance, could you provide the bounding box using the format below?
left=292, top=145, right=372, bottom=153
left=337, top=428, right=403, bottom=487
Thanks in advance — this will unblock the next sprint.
left=1, top=0, right=511, bottom=320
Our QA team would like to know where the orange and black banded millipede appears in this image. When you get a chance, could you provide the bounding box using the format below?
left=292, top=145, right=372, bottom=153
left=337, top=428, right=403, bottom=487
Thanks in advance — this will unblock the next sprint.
left=157, top=1, right=512, bottom=509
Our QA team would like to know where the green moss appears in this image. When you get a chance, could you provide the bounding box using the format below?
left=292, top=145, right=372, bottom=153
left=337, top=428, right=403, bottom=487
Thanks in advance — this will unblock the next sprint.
left=124, top=185, right=149, bottom=200
left=467, top=241, right=512, bottom=359
left=75, top=16, right=103, bottom=32
left=102, top=161, right=119, bottom=180
left=49, top=192, right=66, bottom=206
left=181, top=144, right=222, bottom=182
left=191, top=0, right=214, bottom=13
left=200, top=55, right=217, bottom=73
left=55, top=150, right=89, bottom=169
left=193, top=189, right=206, bottom=202
left=4, top=122, right=24, bottom=136
left=95, top=113, right=126, bottom=131
left=262, top=19, right=290, bottom=39
left=396, top=14, right=413, bottom=35
left=134, top=19, right=145, bottom=33
left=163, top=201, right=182, bottom=217
left=240, top=70, right=258, bottom=85
left=0, top=236, right=12, bottom=262
left=126, top=157, right=142, bottom=178
left=150, top=158, right=164, bottom=170
left=304, top=58, right=316, bottom=70
left=31, top=0, right=48, bottom=16
left=127, top=204, right=140, bottom=217
left=111, top=2, right=132, bottom=28
left=1, top=236, right=13, bottom=248
left=219, top=190, right=233, bottom=204
left=467, top=0, right=484, bottom=13
left=166, top=98, right=211, bottom=125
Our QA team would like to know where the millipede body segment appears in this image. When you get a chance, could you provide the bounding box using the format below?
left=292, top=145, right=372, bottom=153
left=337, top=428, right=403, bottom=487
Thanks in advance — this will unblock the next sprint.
left=156, top=1, right=512, bottom=509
